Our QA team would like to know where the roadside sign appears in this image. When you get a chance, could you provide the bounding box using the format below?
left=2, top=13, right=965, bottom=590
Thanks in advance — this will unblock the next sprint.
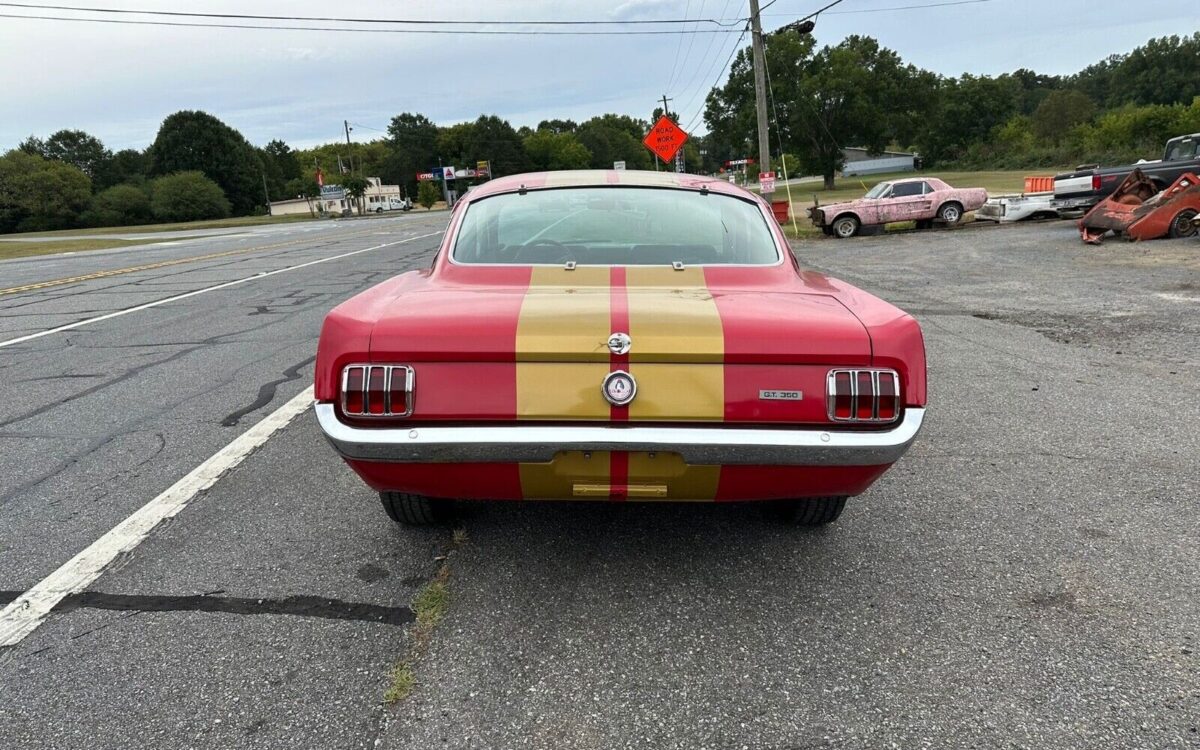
left=613, top=160, right=626, bottom=171
left=759, top=171, right=776, bottom=193
left=443, top=166, right=456, bottom=181
left=416, top=172, right=436, bottom=181
left=476, top=160, right=491, bottom=177
left=642, top=116, right=689, bottom=163
left=725, top=158, right=755, bottom=168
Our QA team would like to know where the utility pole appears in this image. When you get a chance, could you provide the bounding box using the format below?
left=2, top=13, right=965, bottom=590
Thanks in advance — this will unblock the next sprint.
left=657, top=94, right=676, bottom=171
left=261, top=170, right=272, bottom=215
left=748, top=0, right=772, bottom=202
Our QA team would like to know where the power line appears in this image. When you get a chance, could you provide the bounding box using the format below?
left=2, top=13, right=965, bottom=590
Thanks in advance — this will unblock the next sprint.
left=664, top=0, right=693, bottom=94
left=671, top=0, right=706, bottom=94
left=682, top=24, right=750, bottom=133
left=725, top=0, right=995, bottom=22
left=0, top=12, right=747, bottom=35
left=0, top=1, right=748, bottom=26
left=670, top=0, right=734, bottom=108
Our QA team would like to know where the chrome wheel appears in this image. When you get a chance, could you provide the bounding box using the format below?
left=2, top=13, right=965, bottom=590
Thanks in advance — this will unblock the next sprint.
left=938, top=203, right=962, bottom=224
left=832, top=216, right=859, bottom=239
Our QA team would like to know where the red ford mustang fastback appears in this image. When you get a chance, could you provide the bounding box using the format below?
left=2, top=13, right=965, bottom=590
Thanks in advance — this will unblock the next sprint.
left=315, top=170, right=926, bottom=526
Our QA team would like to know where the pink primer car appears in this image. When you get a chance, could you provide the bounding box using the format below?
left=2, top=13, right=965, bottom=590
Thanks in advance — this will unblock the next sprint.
left=809, top=177, right=988, bottom=238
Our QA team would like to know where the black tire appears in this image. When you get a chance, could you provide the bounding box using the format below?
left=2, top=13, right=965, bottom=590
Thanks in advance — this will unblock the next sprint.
left=831, top=215, right=859, bottom=239
left=937, top=202, right=964, bottom=225
left=1168, top=208, right=1198, bottom=239
left=775, top=496, right=847, bottom=526
left=379, top=492, right=455, bottom=526
left=375, top=207, right=383, bottom=214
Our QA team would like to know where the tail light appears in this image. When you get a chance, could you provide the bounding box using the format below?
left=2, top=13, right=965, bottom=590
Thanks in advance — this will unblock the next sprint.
left=1091, top=174, right=1102, bottom=191
left=827, top=369, right=900, bottom=423
left=341, top=365, right=413, bottom=417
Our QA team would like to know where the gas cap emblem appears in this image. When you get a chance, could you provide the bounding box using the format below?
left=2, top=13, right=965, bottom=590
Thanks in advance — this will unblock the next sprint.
left=607, top=332, right=632, bottom=355
left=602, top=370, right=637, bottom=406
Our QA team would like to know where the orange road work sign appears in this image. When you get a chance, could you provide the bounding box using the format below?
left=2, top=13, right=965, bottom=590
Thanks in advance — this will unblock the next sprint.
left=643, top=116, right=689, bottom=163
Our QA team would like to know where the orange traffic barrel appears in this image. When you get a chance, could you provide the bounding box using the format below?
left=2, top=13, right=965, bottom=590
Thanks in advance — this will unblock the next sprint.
left=1024, top=176, right=1053, bottom=193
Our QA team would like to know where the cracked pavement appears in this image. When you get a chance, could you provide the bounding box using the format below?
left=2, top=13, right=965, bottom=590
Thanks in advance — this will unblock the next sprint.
left=1, top=217, right=1197, bottom=749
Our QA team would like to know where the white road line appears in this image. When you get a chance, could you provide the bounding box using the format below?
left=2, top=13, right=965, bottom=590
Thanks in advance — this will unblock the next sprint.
left=0, top=386, right=316, bottom=648
left=0, top=231, right=442, bottom=350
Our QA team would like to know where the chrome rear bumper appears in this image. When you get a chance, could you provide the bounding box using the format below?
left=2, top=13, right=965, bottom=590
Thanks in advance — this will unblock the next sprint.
left=314, top=404, right=925, bottom=467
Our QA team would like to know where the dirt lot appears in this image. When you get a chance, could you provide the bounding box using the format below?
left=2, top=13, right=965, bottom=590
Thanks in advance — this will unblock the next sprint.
left=797, top=219, right=1200, bottom=370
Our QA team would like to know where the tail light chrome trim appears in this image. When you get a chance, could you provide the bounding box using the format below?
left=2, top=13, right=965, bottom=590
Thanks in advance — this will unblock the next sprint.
left=826, top=369, right=901, bottom=424
left=341, top=365, right=414, bottom=418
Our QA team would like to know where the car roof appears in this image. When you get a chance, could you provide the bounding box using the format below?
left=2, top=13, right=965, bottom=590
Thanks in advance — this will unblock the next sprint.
left=462, top=169, right=757, bottom=202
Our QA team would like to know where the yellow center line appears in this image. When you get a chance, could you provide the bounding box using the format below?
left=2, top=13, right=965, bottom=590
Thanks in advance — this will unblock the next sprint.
left=0, top=227, right=380, bottom=298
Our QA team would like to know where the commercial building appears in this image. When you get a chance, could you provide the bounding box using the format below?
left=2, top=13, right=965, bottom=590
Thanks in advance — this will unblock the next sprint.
left=268, top=177, right=406, bottom=216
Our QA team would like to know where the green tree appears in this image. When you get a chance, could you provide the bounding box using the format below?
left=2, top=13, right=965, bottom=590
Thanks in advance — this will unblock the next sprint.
left=536, top=119, right=578, bottom=134
left=384, top=112, right=439, bottom=195
left=149, top=171, right=230, bottom=222
left=80, top=184, right=152, bottom=227
left=1071, top=33, right=1200, bottom=108
left=42, top=129, right=112, bottom=180
left=576, top=115, right=652, bottom=170
left=707, top=32, right=930, bottom=188
left=0, top=150, right=92, bottom=232
left=416, top=178, right=440, bottom=210
left=466, top=115, right=528, bottom=176
left=148, top=110, right=264, bottom=215
left=1032, top=89, right=1096, bottom=144
left=284, top=177, right=321, bottom=216
left=523, top=131, right=592, bottom=171
left=341, top=174, right=370, bottom=215
left=97, top=148, right=150, bottom=190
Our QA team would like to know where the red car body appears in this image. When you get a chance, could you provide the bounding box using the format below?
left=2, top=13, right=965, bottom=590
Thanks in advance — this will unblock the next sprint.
left=315, top=170, right=926, bottom=519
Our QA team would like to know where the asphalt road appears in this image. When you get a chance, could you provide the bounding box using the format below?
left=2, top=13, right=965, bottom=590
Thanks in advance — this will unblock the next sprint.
left=1, top=217, right=1197, bottom=749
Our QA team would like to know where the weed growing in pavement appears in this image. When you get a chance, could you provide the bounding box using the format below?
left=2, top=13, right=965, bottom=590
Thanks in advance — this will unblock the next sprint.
left=383, top=529, right=465, bottom=704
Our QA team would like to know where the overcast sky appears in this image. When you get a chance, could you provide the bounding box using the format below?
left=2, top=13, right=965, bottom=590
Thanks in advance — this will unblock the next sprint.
left=0, top=0, right=1194, bottom=152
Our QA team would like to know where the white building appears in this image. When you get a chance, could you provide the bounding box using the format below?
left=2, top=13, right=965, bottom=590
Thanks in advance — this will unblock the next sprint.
left=268, top=177, right=406, bottom=216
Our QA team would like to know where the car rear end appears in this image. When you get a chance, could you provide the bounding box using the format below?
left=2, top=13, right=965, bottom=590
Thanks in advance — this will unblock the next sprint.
left=314, top=172, right=926, bottom=519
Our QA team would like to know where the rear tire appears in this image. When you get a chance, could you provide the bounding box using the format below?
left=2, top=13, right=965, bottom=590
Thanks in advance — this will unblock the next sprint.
left=775, top=496, right=847, bottom=526
left=937, top=202, right=964, bottom=225
left=1168, top=208, right=1198, bottom=239
left=380, top=492, right=455, bottom=526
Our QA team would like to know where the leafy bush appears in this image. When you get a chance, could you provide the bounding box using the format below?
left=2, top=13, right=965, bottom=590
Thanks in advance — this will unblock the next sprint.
left=80, top=184, right=152, bottom=227
left=0, top=150, right=91, bottom=232
left=149, top=171, right=230, bottom=222
left=416, top=179, right=440, bottom=210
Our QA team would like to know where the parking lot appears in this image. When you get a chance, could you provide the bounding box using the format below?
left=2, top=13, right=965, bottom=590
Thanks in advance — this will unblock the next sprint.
left=1, top=216, right=1197, bottom=748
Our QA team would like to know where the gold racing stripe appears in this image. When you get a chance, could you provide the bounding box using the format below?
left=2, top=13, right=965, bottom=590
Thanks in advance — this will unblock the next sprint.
left=624, top=266, right=725, bottom=421
left=515, top=266, right=610, bottom=419
left=626, top=266, right=724, bottom=500
left=515, top=266, right=725, bottom=501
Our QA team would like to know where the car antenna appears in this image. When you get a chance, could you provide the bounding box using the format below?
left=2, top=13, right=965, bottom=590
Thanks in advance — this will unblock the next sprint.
left=672, top=261, right=685, bottom=271
left=699, top=185, right=709, bottom=196
left=518, top=184, right=527, bottom=195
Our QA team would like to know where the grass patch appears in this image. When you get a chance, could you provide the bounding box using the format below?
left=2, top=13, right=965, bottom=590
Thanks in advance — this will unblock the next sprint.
left=383, top=532, right=466, bottom=705
left=0, top=236, right=197, bottom=260
left=1, top=213, right=322, bottom=240
left=383, top=664, right=416, bottom=703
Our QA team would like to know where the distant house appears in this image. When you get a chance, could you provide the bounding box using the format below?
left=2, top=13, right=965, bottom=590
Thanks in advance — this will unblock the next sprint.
left=842, top=148, right=919, bottom=177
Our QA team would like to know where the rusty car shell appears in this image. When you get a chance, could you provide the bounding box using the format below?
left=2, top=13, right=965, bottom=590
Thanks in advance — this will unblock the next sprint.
left=1078, top=168, right=1200, bottom=244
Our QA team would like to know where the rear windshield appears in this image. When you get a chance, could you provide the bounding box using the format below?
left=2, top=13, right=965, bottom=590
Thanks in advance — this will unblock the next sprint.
left=451, top=187, right=780, bottom=266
